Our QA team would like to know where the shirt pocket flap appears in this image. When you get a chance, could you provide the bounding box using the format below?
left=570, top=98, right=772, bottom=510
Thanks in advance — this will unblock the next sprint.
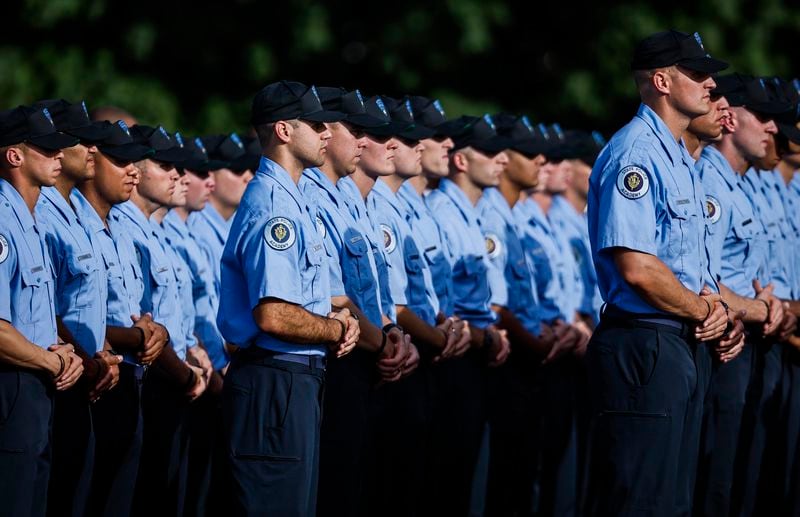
left=343, top=235, right=368, bottom=256
left=66, top=251, right=99, bottom=276
left=666, top=195, right=697, bottom=220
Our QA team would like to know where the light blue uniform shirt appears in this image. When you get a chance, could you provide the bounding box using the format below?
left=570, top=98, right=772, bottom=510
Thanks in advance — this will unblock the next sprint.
left=153, top=219, right=197, bottom=352
left=478, top=187, right=541, bottom=334
left=36, top=186, right=107, bottom=354
left=549, top=195, right=602, bottom=322
left=163, top=210, right=228, bottom=370
left=426, top=179, right=497, bottom=328
left=766, top=170, right=800, bottom=295
left=369, top=178, right=440, bottom=325
left=514, top=198, right=573, bottom=323
left=300, top=168, right=384, bottom=327
left=0, top=179, right=57, bottom=349
left=399, top=182, right=455, bottom=318
left=740, top=169, right=794, bottom=299
left=697, top=146, right=768, bottom=298
left=218, top=157, right=331, bottom=356
left=188, top=203, right=231, bottom=291
left=338, top=176, right=396, bottom=322
left=587, top=103, right=717, bottom=314
left=78, top=195, right=144, bottom=366
left=112, top=201, right=186, bottom=359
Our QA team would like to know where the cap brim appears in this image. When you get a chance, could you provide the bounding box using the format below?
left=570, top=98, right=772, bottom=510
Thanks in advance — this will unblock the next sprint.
left=512, top=139, right=550, bottom=157
left=28, top=132, right=80, bottom=151
left=398, top=125, right=436, bottom=141
left=460, top=136, right=513, bottom=154
left=301, top=110, right=347, bottom=123
left=65, top=123, right=110, bottom=144
left=364, top=121, right=409, bottom=137
left=152, top=147, right=194, bottom=165
left=434, top=119, right=469, bottom=139
left=230, top=153, right=261, bottom=173
left=679, top=56, right=729, bottom=74
left=747, top=102, right=793, bottom=117
left=346, top=113, right=391, bottom=129
left=778, top=122, right=800, bottom=145
left=99, top=143, right=155, bottom=162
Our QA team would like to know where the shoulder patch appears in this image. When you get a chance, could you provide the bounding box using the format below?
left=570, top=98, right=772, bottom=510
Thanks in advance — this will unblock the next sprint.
left=315, top=215, right=327, bottom=239
left=706, top=195, right=721, bottom=223
left=484, top=232, right=502, bottom=259
left=0, top=234, right=8, bottom=264
left=264, top=217, right=296, bottom=250
left=616, top=165, right=650, bottom=199
left=380, top=223, right=397, bottom=253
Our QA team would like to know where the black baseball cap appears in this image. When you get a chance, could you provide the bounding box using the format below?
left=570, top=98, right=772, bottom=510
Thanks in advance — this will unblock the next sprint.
left=713, top=74, right=793, bottom=116
left=364, top=96, right=434, bottom=140
left=0, top=106, right=79, bottom=151
left=31, top=99, right=109, bottom=143
left=96, top=120, right=155, bottom=162
left=631, top=30, right=728, bottom=73
left=316, top=87, right=389, bottom=129
left=229, top=135, right=262, bottom=173
left=451, top=114, right=512, bottom=154
left=768, top=77, right=800, bottom=145
left=175, top=135, right=227, bottom=174
left=493, top=113, right=551, bottom=157
left=251, top=81, right=346, bottom=125
left=408, top=96, right=463, bottom=138
left=130, top=124, right=192, bottom=165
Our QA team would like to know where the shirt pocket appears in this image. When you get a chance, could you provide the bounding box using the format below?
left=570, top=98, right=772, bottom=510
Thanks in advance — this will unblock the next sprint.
left=19, top=265, right=51, bottom=324
left=303, top=243, right=325, bottom=302
left=149, top=259, right=175, bottom=319
left=342, top=236, right=373, bottom=293
left=65, top=251, right=100, bottom=309
left=665, top=195, right=698, bottom=258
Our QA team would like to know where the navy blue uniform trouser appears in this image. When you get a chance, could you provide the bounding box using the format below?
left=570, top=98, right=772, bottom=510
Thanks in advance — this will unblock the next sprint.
left=317, top=349, right=373, bottom=517
left=731, top=339, right=784, bottom=517
left=0, top=367, right=53, bottom=517
left=582, top=319, right=710, bottom=517
left=47, top=379, right=94, bottom=517
left=485, top=349, right=545, bottom=517
left=88, top=363, right=143, bottom=517
left=362, top=364, right=429, bottom=517
left=420, top=349, right=487, bottom=517
left=223, top=351, right=325, bottom=517
left=693, top=341, right=754, bottom=517
left=132, top=367, right=191, bottom=517
left=184, top=378, right=224, bottom=517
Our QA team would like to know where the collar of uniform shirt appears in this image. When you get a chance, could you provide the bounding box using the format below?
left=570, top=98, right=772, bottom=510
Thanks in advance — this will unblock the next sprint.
left=397, top=182, right=424, bottom=219
left=162, top=209, right=191, bottom=238
left=371, top=178, right=406, bottom=220
left=256, top=156, right=310, bottom=214
left=302, top=167, right=343, bottom=209
left=482, top=187, right=516, bottom=227
left=700, top=145, right=740, bottom=191
left=40, top=186, right=78, bottom=225
left=636, top=103, right=690, bottom=168
left=70, top=189, right=106, bottom=236
left=439, top=178, right=481, bottom=224
left=0, top=178, right=36, bottom=231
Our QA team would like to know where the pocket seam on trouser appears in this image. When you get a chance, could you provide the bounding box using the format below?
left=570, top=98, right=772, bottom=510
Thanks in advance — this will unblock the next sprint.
left=0, top=370, right=21, bottom=427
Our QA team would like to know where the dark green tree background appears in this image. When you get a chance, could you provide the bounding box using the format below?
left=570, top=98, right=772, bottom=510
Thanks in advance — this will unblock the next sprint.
left=4, top=0, right=799, bottom=136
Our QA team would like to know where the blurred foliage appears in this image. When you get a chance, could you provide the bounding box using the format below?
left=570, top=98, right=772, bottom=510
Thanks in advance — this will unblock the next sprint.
left=2, top=0, right=799, bottom=136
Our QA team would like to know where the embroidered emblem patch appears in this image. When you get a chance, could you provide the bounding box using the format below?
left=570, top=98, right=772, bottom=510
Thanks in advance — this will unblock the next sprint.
left=706, top=195, right=721, bottom=223
left=315, top=215, right=327, bottom=238
left=484, top=233, right=502, bottom=259
left=616, top=166, right=649, bottom=199
left=0, top=234, right=8, bottom=264
left=380, top=224, right=397, bottom=253
left=264, top=217, right=296, bottom=250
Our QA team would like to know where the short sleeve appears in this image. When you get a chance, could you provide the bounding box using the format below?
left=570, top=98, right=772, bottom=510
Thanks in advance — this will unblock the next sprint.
left=596, top=162, right=658, bottom=255
left=378, top=218, right=409, bottom=306
left=320, top=212, right=346, bottom=297
left=0, top=232, right=16, bottom=322
left=699, top=171, right=730, bottom=272
left=480, top=212, right=509, bottom=308
left=239, top=214, right=306, bottom=309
